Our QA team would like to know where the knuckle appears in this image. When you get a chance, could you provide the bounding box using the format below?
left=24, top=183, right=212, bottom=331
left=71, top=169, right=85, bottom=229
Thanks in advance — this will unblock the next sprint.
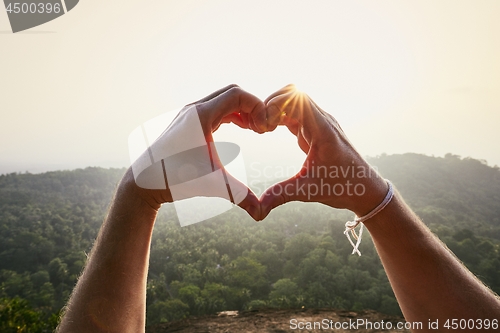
left=226, top=83, right=240, bottom=89
left=226, top=85, right=242, bottom=98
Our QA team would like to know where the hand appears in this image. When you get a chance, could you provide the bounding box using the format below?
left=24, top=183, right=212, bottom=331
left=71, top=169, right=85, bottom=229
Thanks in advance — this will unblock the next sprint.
left=128, top=84, right=264, bottom=220
left=257, top=85, right=389, bottom=220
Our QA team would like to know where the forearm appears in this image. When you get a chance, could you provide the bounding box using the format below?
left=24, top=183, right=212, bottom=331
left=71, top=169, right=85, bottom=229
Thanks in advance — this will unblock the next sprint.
left=364, top=190, right=500, bottom=329
left=57, top=169, right=159, bottom=333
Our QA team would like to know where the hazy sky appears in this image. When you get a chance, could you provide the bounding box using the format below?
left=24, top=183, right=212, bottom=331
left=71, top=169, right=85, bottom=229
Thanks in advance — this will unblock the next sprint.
left=1, top=0, right=499, bottom=176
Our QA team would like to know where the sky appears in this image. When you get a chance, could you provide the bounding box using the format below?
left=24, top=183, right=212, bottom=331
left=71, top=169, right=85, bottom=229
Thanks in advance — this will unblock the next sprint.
left=1, top=0, right=499, bottom=177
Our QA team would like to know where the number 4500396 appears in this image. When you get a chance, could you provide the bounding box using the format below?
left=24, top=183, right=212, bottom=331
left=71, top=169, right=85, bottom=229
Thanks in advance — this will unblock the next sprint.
left=443, top=319, right=498, bottom=330
left=6, top=2, right=61, bottom=14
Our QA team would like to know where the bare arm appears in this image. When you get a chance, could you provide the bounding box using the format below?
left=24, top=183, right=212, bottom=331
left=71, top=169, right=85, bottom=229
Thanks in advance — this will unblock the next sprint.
left=366, top=191, right=500, bottom=327
left=57, top=85, right=264, bottom=332
left=56, top=170, right=158, bottom=333
left=258, top=84, right=500, bottom=331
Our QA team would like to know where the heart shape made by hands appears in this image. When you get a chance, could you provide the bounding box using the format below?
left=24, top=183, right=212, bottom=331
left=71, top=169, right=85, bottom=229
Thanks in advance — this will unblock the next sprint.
left=129, top=84, right=388, bottom=232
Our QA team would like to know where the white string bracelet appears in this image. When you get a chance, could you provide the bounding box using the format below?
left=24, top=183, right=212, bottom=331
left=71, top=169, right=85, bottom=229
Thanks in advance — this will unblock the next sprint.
left=344, top=180, right=394, bottom=256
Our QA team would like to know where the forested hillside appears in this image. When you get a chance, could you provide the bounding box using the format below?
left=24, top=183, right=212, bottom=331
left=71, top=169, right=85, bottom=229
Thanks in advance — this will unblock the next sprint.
left=1, top=154, right=499, bottom=332
left=371, top=153, right=500, bottom=238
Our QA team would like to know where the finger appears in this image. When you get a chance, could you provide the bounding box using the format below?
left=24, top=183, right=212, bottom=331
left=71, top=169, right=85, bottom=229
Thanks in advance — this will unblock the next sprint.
left=267, top=90, right=327, bottom=144
left=297, top=130, right=310, bottom=154
left=278, top=116, right=309, bottom=154
left=197, top=86, right=266, bottom=132
left=280, top=115, right=300, bottom=135
left=220, top=166, right=261, bottom=221
left=230, top=112, right=269, bottom=134
left=218, top=112, right=251, bottom=130
left=236, top=188, right=261, bottom=221
left=270, top=90, right=335, bottom=137
left=266, top=90, right=308, bottom=123
left=248, top=108, right=267, bottom=134
left=206, top=141, right=261, bottom=220
left=188, top=84, right=240, bottom=106
left=248, top=84, right=297, bottom=133
left=264, top=84, right=297, bottom=104
left=265, top=104, right=283, bottom=132
left=259, top=174, right=312, bottom=220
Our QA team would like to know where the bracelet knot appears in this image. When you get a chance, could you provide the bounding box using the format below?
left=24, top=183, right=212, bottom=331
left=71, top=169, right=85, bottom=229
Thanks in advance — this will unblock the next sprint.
left=344, top=180, right=394, bottom=256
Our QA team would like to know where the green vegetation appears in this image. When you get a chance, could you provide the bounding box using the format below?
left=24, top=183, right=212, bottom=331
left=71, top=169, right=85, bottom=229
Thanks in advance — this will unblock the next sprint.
left=1, top=154, right=499, bottom=329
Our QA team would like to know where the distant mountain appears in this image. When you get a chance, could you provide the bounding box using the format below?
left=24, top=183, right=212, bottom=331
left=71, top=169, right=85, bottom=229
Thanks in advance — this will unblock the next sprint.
left=369, top=153, right=500, bottom=238
left=0, top=167, right=125, bottom=207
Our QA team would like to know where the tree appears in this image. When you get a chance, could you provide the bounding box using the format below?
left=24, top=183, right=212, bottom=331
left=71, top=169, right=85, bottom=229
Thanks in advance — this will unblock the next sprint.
left=228, top=257, right=268, bottom=298
left=0, top=297, right=58, bottom=333
left=269, top=279, right=299, bottom=308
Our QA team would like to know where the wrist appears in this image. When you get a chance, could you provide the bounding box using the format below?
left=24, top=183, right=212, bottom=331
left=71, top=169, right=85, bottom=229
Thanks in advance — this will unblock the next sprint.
left=346, top=175, right=390, bottom=217
left=118, top=168, right=165, bottom=213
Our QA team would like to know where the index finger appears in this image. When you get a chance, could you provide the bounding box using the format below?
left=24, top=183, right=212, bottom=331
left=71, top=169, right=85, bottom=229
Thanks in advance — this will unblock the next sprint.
left=264, top=84, right=297, bottom=104
left=266, top=90, right=315, bottom=128
left=197, top=86, right=266, bottom=133
left=188, top=84, right=240, bottom=106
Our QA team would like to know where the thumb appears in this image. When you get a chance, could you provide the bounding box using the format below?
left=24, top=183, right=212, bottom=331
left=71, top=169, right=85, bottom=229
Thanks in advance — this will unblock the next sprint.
left=235, top=187, right=261, bottom=221
left=259, top=176, right=311, bottom=220
left=222, top=168, right=261, bottom=221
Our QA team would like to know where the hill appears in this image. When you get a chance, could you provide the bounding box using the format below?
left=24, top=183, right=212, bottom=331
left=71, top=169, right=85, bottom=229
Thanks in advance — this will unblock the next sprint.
left=370, top=153, right=500, bottom=238
left=0, top=153, right=499, bottom=331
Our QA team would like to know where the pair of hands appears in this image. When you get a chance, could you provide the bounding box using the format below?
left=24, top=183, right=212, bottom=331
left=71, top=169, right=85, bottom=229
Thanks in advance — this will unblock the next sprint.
left=133, top=84, right=388, bottom=221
